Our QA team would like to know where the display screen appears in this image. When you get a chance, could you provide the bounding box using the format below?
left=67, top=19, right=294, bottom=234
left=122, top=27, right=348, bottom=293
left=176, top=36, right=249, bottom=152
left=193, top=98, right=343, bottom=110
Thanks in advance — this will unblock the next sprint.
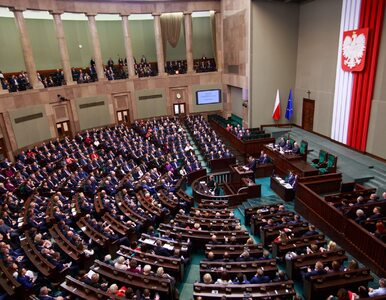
left=196, top=89, right=221, bottom=105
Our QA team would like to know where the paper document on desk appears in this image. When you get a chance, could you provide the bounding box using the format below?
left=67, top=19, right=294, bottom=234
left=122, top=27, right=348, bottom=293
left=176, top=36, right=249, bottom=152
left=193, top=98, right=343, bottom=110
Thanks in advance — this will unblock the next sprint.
left=163, top=243, right=174, bottom=251
left=242, top=166, right=249, bottom=171
left=143, top=238, right=156, bottom=245
left=284, top=184, right=293, bottom=189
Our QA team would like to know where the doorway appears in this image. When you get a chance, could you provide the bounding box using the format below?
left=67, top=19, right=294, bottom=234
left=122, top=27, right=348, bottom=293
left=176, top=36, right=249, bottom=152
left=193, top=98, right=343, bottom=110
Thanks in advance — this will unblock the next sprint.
left=302, top=98, right=315, bottom=131
left=173, top=103, right=186, bottom=116
left=0, top=138, right=7, bottom=161
left=56, top=121, right=71, bottom=138
left=116, top=110, right=130, bottom=124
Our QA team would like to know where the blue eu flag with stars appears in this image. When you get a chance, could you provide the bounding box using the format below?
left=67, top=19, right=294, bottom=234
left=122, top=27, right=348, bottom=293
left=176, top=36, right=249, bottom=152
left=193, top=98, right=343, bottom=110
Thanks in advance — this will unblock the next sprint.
left=285, top=89, right=293, bottom=121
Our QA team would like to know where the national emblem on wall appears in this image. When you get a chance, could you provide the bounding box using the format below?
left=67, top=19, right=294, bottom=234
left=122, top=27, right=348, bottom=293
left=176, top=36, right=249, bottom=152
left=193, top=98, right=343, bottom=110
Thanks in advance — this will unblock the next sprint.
left=342, top=28, right=369, bottom=72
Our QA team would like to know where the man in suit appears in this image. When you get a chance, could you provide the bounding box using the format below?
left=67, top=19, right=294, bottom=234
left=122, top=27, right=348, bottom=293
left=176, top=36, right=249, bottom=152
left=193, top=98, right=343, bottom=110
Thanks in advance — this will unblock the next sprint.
left=304, top=261, right=326, bottom=279
left=250, top=268, right=271, bottom=284
left=368, top=207, right=382, bottom=220
left=292, top=142, right=300, bottom=154
left=278, top=137, right=286, bottom=148
left=154, top=240, right=171, bottom=257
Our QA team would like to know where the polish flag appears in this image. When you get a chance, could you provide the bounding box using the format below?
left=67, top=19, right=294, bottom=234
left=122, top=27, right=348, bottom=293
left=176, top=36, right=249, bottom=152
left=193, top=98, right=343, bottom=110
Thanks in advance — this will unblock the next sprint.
left=272, top=89, right=281, bottom=121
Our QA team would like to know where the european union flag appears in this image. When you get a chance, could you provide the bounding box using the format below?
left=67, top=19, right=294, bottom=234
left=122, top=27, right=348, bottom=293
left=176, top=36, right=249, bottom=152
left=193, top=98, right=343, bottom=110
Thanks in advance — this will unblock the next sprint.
left=285, top=89, right=293, bottom=121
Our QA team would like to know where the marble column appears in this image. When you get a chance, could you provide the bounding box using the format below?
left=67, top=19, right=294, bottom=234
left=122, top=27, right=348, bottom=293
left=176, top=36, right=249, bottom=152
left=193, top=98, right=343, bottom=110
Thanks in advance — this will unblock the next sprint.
left=86, top=13, right=105, bottom=80
left=215, top=11, right=223, bottom=72
left=152, top=13, right=166, bottom=76
left=51, top=11, right=75, bottom=85
left=12, top=8, right=43, bottom=89
left=183, top=12, right=194, bottom=73
left=120, top=14, right=136, bottom=78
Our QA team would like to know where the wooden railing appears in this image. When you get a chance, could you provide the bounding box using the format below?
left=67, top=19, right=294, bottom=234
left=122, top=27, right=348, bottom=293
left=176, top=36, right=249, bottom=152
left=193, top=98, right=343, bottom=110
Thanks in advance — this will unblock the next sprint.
left=209, top=119, right=275, bottom=157
left=295, top=180, right=386, bottom=277
left=191, top=172, right=247, bottom=207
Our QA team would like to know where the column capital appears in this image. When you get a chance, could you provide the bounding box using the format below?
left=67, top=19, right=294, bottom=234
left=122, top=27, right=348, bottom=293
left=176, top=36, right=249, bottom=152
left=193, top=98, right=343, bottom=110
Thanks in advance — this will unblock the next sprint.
left=183, top=11, right=192, bottom=16
left=120, top=13, right=130, bottom=18
left=152, top=13, right=161, bottom=17
left=50, top=10, right=64, bottom=16
left=9, top=6, right=26, bottom=13
left=86, top=13, right=97, bottom=18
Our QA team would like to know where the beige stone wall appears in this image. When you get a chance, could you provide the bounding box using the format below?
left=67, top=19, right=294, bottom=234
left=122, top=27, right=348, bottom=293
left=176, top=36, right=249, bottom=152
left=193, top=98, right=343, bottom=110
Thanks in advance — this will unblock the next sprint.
left=294, top=0, right=342, bottom=136
left=221, top=0, right=250, bottom=123
left=250, top=1, right=299, bottom=127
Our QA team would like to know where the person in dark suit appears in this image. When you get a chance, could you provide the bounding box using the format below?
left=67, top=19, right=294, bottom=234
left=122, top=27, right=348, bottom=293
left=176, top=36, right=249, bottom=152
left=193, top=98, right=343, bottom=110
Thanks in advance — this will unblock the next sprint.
left=368, top=207, right=382, bottom=220
left=292, top=142, right=300, bottom=154
left=303, top=225, right=319, bottom=237
left=250, top=268, right=271, bottom=284
left=207, top=175, right=215, bottom=190
left=355, top=209, right=367, bottom=225
left=38, top=286, right=56, bottom=300
left=259, top=153, right=270, bottom=165
left=287, top=171, right=296, bottom=185
left=154, top=240, right=171, bottom=257
left=304, top=261, right=327, bottom=279
left=278, top=137, right=286, bottom=148
left=16, top=268, right=34, bottom=289
left=284, top=140, right=293, bottom=151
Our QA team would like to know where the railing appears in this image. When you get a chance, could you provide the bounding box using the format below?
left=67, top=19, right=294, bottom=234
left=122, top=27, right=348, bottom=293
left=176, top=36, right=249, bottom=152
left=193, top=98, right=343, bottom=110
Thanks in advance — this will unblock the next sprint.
left=295, top=181, right=386, bottom=277
left=191, top=171, right=247, bottom=207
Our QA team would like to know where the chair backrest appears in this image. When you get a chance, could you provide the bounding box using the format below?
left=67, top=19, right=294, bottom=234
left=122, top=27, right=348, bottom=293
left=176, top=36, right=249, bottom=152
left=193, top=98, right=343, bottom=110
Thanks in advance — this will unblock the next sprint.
left=327, top=154, right=336, bottom=168
left=300, top=140, right=308, bottom=155
left=319, top=150, right=327, bottom=162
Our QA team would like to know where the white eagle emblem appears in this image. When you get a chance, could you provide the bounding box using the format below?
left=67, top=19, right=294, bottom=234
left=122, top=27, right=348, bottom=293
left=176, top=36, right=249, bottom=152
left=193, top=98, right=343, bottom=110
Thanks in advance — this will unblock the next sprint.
left=343, top=32, right=366, bottom=69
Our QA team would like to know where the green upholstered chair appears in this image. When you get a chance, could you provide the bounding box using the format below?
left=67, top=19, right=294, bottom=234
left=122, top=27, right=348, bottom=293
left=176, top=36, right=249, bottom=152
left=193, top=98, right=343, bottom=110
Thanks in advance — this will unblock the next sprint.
left=319, top=153, right=337, bottom=174
left=311, top=149, right=327, bottom=168
left=300, top=140, right=308, bottom=155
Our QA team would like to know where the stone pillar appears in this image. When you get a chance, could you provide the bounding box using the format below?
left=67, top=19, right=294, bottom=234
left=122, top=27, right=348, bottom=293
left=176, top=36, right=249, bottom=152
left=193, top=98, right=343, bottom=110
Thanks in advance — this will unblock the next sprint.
left=12, top=8, right=43, bottom=89
left=120, top=14, right=136, bottom=78
left=152, top=13, right=166, bottom=76
left=215, top=11, right=223, bottom=72
left=51, top=11, right=75, bottom=85
left=86, top=13, right=105, bottom=80
left=183, top=12, right=194, bottom=73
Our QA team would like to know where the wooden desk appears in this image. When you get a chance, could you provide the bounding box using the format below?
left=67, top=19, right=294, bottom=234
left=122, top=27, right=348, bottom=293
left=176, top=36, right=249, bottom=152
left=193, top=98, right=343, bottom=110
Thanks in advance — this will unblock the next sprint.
left=286, top=249, right=347, bottom=279
left=290, top=160, right=319, bottom=177
left=209, top=157, right=236, bottom=172
left=264, top=145, right=316, bottom=177
left=270, top=176, right=295, bottom=201
left=230, top=164, right=254, bottom=184
left=242, top=178, right=261, bottom=198
left=303, top=268, right=372, bottom=300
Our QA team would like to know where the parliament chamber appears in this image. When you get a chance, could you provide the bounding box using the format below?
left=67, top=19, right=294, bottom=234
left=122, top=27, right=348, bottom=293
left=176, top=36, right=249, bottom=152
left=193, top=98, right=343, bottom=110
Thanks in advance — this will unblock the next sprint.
left=0, top=0, right=385, bottom=299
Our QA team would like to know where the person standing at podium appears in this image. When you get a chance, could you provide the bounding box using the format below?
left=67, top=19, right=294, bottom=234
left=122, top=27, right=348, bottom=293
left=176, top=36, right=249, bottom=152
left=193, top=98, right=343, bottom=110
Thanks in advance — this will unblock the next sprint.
left=246, top=156, right=257, bottom=181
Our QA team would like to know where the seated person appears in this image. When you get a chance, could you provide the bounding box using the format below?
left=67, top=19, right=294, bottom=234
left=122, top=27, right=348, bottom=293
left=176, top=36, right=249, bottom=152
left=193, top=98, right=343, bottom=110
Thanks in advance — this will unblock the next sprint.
left=250, top=268, right=271, bottom=284
left=292, top=142, right=300, bottom=154
left=355, top=209, right=367, bottom=224
left=303, top=225, right=319, bottom=237
left=304, top=261, right=326, bottom=279
left=259, top=153, right=270, bottom=165
left=368, top=278, right=386, bottom=297
left=278, top=137, right=286, bottom=148
left=215, top=271, right=232, bottom=284
left=233, top=272, right=250, bottom=284
left=284, top=139, right=293, bottom=151
left=367, top=207, right=382, bottom=220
